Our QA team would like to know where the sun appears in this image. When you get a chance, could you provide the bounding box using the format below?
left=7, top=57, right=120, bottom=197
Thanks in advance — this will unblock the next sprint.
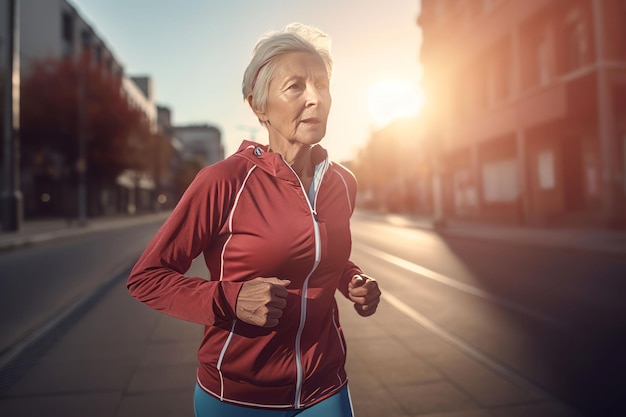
left=367, top=79, right=425, bottom=128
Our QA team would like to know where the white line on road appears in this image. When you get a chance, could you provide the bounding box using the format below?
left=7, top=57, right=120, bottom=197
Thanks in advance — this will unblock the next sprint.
left=357, top=244, right=566, bottom=328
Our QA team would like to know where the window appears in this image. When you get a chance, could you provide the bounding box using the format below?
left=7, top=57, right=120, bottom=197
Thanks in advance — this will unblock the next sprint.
left=536, top=36, right=550, bottom=85
left=482, top=159, right=519, bottom=203
left=523, top=24, right=551, bottom=89
left=95, top=45, right=102, bottom=63
left=62, top=12, right=74, bottom=43
left=537, top=151, right=556, bottom=190
left=486, top=45, right=511, bottom=106
left=565, top=19, right=588, bottom=71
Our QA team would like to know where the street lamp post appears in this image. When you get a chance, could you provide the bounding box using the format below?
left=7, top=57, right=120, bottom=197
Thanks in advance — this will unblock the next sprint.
left=1, top=0, right=22, bottom=232
left=76, top=32, right=90, bottom=227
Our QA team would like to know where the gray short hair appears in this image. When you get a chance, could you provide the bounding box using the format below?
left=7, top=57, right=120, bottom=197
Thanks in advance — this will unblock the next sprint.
left=242, top=23, right=333, bottom=124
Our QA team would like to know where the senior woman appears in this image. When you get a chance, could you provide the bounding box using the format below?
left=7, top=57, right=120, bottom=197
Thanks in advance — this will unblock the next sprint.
left=127, top=23, right=381, bottom=417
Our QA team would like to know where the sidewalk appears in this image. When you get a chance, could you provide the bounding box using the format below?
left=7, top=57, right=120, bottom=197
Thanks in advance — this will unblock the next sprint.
left=0, top=211, right=622, bottom=416
left=0, top=212, right=171, bottom=253
left=357, top=211, right=626, bottom=256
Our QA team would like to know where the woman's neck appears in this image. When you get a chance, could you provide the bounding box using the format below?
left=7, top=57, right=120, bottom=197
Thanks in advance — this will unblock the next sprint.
left=271, top=143, right=313, bottom=178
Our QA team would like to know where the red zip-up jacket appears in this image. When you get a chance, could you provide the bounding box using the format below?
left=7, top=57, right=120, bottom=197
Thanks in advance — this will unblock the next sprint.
left=127, top=140, right=363, bottom=410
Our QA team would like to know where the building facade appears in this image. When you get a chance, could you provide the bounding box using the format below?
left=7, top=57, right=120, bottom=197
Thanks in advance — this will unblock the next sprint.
left=18, top=0, right=157, bottom=129
left=419, top=0, right=626, bottom=227
left=172, top=124, right=224, bottom=165
left=8, top=0, right=160, bottom=216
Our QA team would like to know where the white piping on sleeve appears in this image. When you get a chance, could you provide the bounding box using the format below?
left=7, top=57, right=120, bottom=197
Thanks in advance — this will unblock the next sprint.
left=331, top=307, right=346, bottom=355
left=332, top=307, right=347, bottom=385
left=216, top=320, right=238, bottom=400
left=219, top=166, right=256, bottom=281
left=215, top=165, right=256, bottom=401
left=333, top=168, right=352, bottom=212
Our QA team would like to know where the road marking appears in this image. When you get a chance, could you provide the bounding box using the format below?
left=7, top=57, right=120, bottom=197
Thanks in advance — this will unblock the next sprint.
left=382, top=291, right=552, bottom=399
left=357, top=244, right=566, bottom=327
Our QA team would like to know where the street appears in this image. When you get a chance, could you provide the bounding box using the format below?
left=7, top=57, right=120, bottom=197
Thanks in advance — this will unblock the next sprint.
left=350, top=211, right=626, bottom=416
left=0, top=220, right=162, bottom=357
left=1, top=211, right=625, bottom=416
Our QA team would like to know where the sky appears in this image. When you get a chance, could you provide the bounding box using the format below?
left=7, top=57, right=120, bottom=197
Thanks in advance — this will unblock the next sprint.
left=70, top=0, right=423, bottom=162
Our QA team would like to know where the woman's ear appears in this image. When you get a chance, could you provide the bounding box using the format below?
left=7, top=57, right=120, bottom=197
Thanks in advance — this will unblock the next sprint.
left=247, top=95, right=267, bottom=123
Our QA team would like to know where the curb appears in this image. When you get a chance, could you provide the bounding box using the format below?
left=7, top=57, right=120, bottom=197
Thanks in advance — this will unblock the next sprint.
left=0, top=265, right=131, bottom=380
left=366, top=212, right=626, bottom=257
left=0, top=212, right=170, bottom=253
left=0, top=213, right=170, bottom=378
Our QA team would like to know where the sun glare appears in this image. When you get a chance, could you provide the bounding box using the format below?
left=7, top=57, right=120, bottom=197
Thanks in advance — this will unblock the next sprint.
left=367, top=79, right=425, bottom=128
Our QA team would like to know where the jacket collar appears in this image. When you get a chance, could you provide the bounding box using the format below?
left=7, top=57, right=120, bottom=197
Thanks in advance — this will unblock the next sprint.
left=234, top=140, right=329, bottom=183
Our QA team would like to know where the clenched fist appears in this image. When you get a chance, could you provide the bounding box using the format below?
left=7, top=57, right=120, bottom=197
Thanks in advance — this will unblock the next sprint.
left=348, top=274, right=381, bottom=317
left=236, top=277, right=290, bottom=327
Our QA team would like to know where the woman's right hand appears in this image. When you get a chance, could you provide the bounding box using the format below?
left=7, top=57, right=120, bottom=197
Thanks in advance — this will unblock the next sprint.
left=236, top=278, right=290, bottom=327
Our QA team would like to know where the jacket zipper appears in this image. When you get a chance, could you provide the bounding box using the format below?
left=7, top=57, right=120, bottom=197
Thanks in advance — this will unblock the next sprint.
left=283, top=157, right=328, bottom=408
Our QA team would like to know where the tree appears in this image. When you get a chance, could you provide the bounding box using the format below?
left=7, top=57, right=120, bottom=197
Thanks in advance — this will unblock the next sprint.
left=175, top=156, right=206, bottom=199
left=20, top=54, right=156, bottom=216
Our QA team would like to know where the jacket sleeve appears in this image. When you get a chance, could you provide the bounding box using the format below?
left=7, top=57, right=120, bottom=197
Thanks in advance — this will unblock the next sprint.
left=337, top=260, right=363, bottom=299
left=127, top=165, right=244, bottom=326
left=333, top=162, right=364, bottom=299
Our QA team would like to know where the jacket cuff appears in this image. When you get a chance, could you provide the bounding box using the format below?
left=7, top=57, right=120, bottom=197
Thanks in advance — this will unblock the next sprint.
left=217, top=281, right=245, bottom=322
left=338, top=264, right=363, bottom=299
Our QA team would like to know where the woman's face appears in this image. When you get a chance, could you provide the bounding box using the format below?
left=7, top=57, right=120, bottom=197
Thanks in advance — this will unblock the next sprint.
left=256, top=52, right=331, bottom=146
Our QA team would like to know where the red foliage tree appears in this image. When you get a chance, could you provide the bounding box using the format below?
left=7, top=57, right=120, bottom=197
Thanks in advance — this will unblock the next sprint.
left=20, top=54, right=154, bottom=187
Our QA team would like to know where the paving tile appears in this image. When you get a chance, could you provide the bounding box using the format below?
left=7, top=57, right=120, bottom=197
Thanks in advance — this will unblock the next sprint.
left=390, top=381, right=479, bottom=416
left=150, top=315, right=203, bottom=342
left=42, top=339, right=145, bottom=363
left=413, top=410, right=494, bottom=417
left=377, top=358, right=443, bottom=387
left=3, top=357, right=138, bottom=396
left=138, top=340, right=199, bottom=367
left=59, top=285, right=160, bottom=345
left=368, top=301, right=434, bottom=339
left=0, top=391, right=122, bottom=417
left=115, top=391, right=194, bottom=417
left=342, top=318, right=391, bottom=341
left=126, top=364, right=198, bottom=393
left=401, top=333, right=544, bottom=407
left=489, top=401, right=585, bottom=417
left=350, top=384, right=409, bottom=417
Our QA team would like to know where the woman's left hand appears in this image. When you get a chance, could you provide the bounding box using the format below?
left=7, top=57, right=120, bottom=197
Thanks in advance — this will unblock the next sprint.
left=348, top=275, right=381, bottom=317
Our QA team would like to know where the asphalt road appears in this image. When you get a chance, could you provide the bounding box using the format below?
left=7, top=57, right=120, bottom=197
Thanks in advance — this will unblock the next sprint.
left=0, top=220, right=163, bottom=357
left=349, top=211, right=626, bottom=417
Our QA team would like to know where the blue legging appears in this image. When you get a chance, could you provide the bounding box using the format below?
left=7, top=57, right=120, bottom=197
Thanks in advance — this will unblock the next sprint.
left=193, top=384, right=354, bottom=417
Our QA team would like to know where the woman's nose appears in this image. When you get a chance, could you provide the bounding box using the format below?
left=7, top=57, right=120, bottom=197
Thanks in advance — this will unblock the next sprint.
left=305, top=85, right=322, bottom=107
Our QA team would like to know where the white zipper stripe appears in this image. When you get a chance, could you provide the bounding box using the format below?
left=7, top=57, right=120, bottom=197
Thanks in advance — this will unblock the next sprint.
left=333, top=168, right=352, bottom=212
left=283, top=156, right=327, bottom=409
left=294, top=216, right=321, bottom=408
